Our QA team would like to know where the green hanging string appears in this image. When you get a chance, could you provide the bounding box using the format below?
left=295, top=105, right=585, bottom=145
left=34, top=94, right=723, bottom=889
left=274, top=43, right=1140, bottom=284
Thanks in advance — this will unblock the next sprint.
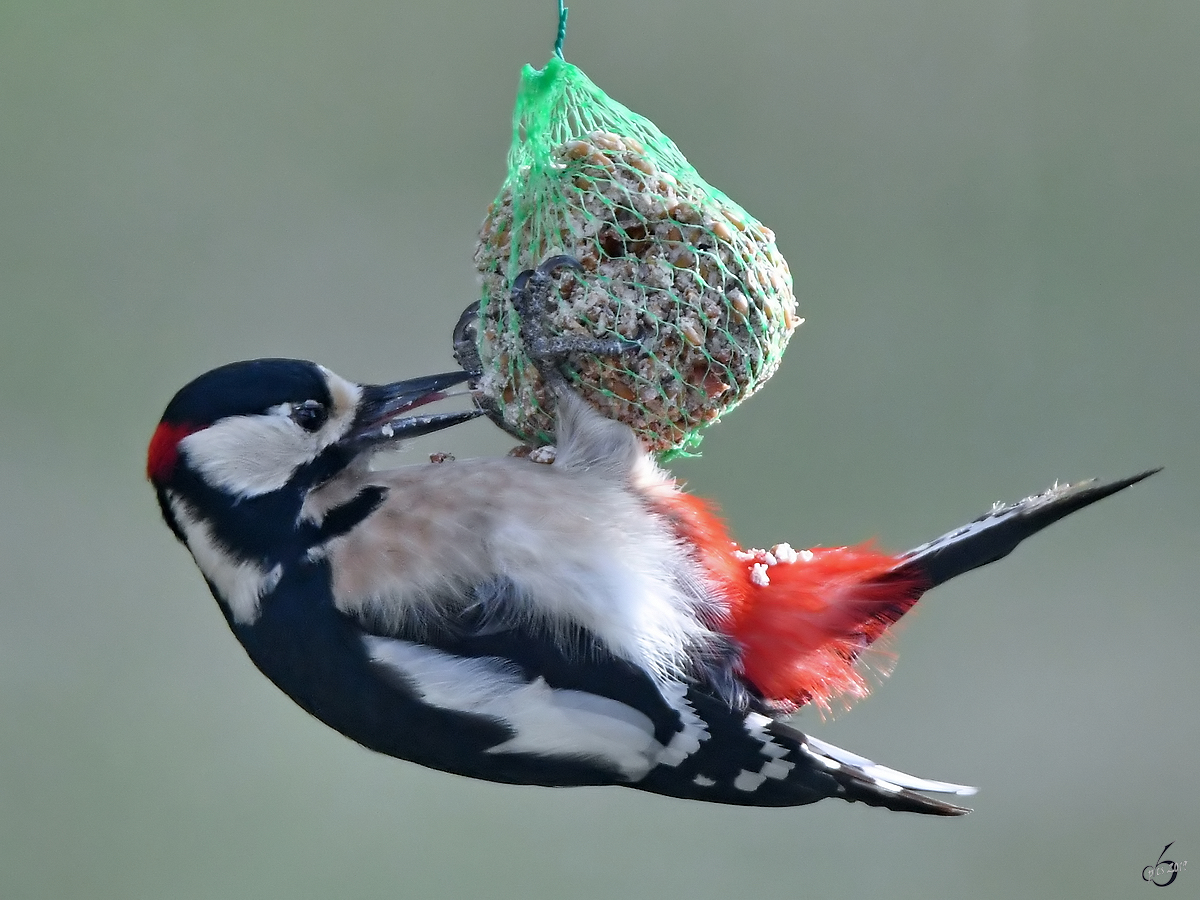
left=553, top=1, right=568, bottom=60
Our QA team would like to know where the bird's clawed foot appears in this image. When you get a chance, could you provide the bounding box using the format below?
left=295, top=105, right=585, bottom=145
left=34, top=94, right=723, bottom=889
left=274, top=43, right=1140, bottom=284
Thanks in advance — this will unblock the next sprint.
left=452, top=300, right=483, bottom=378
left=511, top=255, right=643, bottom=388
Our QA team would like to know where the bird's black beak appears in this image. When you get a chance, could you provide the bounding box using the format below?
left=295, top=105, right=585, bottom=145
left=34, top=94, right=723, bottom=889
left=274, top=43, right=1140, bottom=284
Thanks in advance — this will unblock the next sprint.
left=348, top=371, right=481, bottom=449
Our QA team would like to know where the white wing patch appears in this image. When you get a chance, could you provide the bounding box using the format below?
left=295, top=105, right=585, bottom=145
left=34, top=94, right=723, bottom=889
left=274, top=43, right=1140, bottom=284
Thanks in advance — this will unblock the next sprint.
left=168, top=492, right=281, bottom=625
left=731, top=712, right=796, bottom=791
left=733, top=770, right=767, bottom=792
left=363, top=636, right=665, bottom=781
left=655, top=680, right=709, bottom=767
left=801, top=734, right=977, bottom=796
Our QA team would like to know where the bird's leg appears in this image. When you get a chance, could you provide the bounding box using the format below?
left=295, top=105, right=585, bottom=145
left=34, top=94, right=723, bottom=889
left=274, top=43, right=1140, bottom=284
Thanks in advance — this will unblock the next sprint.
left=451, top=300, right=483, bottom=378
left=511, top=255, right=642, bottom=389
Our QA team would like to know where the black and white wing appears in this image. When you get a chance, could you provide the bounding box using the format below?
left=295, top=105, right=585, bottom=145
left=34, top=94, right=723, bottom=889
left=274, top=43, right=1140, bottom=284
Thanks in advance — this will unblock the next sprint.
left=350, top=579, right=974, bottom=813
left=352, top=580, right=694, bottom=787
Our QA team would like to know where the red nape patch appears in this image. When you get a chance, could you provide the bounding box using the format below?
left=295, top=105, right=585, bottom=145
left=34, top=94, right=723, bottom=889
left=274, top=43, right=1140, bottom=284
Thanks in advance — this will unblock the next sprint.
left=146, top=422, right=197, bottom=482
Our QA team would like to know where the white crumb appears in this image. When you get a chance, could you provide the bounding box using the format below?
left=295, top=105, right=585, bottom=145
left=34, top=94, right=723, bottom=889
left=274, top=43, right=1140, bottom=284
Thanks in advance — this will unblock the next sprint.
left=771, top=542, right=798, bottom=564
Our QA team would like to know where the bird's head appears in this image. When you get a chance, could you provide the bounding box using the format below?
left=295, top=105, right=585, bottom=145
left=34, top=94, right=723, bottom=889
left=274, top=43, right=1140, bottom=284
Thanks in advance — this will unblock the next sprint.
left=148, top=359, right=478, bottom=554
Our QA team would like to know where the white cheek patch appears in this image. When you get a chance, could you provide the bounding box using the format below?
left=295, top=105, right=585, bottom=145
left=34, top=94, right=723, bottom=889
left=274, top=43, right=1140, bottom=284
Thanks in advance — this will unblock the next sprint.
left=179, top=372, right=360, bottom=500
left=181, top=416, right=320, bottom=498
left=363, top=636, right=663, bottom=781
left=168, top=493, right=282, bottom=625
left=319, top=370, right=362, bottom=435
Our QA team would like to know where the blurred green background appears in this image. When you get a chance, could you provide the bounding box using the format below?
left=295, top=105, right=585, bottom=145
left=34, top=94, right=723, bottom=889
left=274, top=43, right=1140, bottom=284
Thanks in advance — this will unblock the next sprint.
left=2, top=1, right=1197, bottom=897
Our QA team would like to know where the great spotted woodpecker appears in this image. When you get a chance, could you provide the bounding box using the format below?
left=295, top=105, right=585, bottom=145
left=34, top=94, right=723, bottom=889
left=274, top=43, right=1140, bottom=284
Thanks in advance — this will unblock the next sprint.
left=147, top=340, right=1153, bottom=814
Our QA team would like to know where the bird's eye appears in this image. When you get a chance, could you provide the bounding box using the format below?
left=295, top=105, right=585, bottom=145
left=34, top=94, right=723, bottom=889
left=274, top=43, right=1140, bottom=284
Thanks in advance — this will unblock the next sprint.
left=291, top=400, right=328, bottom=432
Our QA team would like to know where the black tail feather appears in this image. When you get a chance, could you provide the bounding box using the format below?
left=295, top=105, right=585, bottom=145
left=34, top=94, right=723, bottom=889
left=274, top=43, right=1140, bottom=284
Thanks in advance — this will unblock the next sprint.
left=892, top=469, right=1159, bottom=589
left=768, top=720, right=975, bottom=816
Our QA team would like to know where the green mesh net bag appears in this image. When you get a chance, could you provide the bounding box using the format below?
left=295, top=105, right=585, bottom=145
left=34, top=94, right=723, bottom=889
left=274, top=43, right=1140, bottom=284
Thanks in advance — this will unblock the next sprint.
left=472, top=43, right=800, bottom=456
